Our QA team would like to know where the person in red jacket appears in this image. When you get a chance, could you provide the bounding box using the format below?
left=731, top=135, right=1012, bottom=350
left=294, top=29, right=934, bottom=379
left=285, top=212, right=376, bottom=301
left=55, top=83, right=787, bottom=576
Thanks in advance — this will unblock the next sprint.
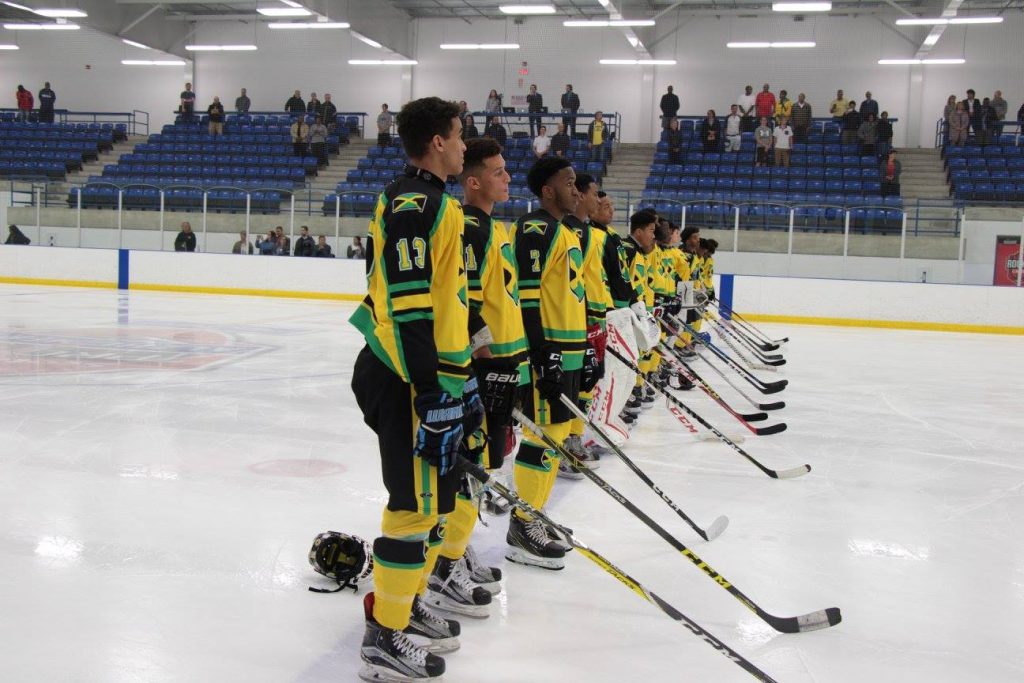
left=16, top=85, right=33, bottom=123
left=755, top=83, right=776, bottom=122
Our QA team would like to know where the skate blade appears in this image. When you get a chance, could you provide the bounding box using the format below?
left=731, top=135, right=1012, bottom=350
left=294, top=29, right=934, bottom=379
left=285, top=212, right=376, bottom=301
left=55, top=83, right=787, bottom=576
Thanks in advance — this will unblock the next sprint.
left=359, top=664, right=444, bottom=683
left=423, top=593, right=491, bottom=619
left=505, top=546, right=565, bottom=570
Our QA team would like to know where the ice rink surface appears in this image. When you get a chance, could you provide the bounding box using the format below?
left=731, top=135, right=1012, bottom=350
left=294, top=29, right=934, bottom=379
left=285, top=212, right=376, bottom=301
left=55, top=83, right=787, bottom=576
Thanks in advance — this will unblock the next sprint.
left=1, top=284, right=1023, bottom=683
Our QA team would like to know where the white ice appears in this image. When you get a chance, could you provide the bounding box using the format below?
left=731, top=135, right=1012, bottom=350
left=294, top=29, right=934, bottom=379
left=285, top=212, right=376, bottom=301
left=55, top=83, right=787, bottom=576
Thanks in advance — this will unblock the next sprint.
left=1, top=284, right=1023, bottom=683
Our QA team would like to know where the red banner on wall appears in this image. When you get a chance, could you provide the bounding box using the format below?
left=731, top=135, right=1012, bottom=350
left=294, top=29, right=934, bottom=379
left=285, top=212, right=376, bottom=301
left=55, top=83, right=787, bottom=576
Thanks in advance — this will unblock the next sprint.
left=993, top=235, right=1023, bottom=286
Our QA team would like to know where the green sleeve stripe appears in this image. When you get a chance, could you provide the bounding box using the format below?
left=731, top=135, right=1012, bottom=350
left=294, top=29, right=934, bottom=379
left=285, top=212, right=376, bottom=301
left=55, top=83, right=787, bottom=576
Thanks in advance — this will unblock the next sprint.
left=389, top=280, right=431, bottom=294
left=543, top=327, right=587, bottom=340
left=519, top=278, right=541, bottom=287
left=393, top=311, right=434, bottom=323
left=489, top=339, right=528, bottom=356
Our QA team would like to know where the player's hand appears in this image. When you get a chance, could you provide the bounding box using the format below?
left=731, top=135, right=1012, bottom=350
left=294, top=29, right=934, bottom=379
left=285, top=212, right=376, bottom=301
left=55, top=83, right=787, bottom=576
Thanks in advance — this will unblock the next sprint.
left=413, top=391, right=465, bottom=475
left=531, top=346, right=563, bottom=402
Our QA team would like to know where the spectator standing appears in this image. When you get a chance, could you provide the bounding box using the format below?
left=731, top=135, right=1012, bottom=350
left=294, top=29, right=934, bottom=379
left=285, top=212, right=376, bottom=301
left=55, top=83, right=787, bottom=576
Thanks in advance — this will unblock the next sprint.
left=321, top=94, right=337, bottom=131
left=347, top=236, right=365, bottom=259
left=484, top=116, right=507, bottom=148
left=15, top=85, right=33, bottom=122
left=291, top=116, right=310, bottom=156
left=285, top=90, right=305, bottom=114
left=294, top=226, right=316, bottom=256
left=377, top=104, right=394, bottom=147
left=876, top=111, right=893, bottom=159
left=306, top=92, right=322, bottom=117
left=526, top=84, right=543, bottom=137
left=309, top=116, right=329, bottom=166
left=274, top=226, right=290, bottom=255
left=755, top=84, right=776, bottom=122
left=485, top=89, right=501, bottom=114
left=829, top=89, right=849, bottom=119
left=551, top=123, right=570, bottom=157
left=462, top=115, right=479, bottom=140
left=724, top=104, right=742, bottom=152
left=880, top=150, right=901, bottom=197
left=37, top=82, right=55, bottom=123
left=841, top=101, right=861, bottom=145
left=773, top=117, right=793, bottom=168
left=256, top=231, right=276, bottom=255
left=991, top=90, right=1008, bottom=127
left=174, top=222, right=196, bottom=252
left=949, top=103, right=970, bottom=145
left=738, top=84, right=756, bottom=132
left=857, top=112, right=878, bottom=155
left=588, top=111, right=607, bottom=162
left=699, top=109, right=721, bottom=152
left=659, top=85, right=680, bottom=129
left=207, top=96, right=225, bottom=136
left=314, top=235, right=334, bottom=258
left=532, top=125, right=551, bottom=158
left=979, top=98, right=997, bottom=145
left=561, top=84, right=580, bottom=136
left=232, top=230, right=253, bottom=254
left=457, top=101, right=469, bottom=123
left=791, top=93, right=812, bottom=143
left=943, top=94, right=957, bottom=142
left=1018, top=102, right=1024, bottom=125
left=6, top=224, right=30, bottom=245
left=754, top=116, right=773, bottom=167
left=179, top=83, right=195, bottom=122
left=860, top=92, right=879, bottom=119
left=774, top=90, right=792, bottom=125
left=962, top=89, right=981, bottom=137
left=235, top=88, right=251, bottom=113
left=666, top=117, right=683, bottom=164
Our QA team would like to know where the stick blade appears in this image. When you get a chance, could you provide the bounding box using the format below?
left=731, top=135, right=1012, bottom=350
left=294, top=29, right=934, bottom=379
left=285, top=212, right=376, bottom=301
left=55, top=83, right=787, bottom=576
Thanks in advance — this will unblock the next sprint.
left=759, top=401, right=786, bottom=411
left=772, top=463, right=811, bottom=479
left=759, top=380, right=788, bottom=394
left=771, top=607, right=842, bottom=634
left=741, top=411, right=769, bottom=422
left=703, top=515, right=729, bottom=541
left=754, top=422, right=788, bottom=436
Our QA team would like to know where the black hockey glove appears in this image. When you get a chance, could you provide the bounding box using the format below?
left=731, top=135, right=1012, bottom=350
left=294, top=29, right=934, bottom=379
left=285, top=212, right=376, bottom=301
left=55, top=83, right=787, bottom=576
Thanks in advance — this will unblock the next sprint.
left=531, top=345, right=563, bottom=402
left=663, top=296, right=683, bottom=318
left=473, top=357, right=521, bottom=425
left=580, top=345, right=603, bottom=393
left=413, top=390, right=465, bottom=476
left=461, top=375, right=485, bottom=434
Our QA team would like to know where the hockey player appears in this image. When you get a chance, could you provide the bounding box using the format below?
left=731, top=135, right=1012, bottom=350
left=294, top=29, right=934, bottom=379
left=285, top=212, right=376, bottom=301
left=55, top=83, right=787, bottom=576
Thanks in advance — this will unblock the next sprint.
left=620, top=209, right=660, bottom=425
left=423, top=137, right=529, bottom=616
left=674, top=225, right=703, bottom=356
left=558, top=172, right=612, bottom=478
left=507, top=156, right=587, bottom=569
left=349, top=97, right=479, bottom=682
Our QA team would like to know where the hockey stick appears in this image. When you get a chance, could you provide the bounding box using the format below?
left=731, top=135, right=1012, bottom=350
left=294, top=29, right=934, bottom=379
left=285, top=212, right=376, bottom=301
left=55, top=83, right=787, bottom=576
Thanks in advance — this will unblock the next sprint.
left=714, top=300, right=789, bottom=346
left=456, top=457, right=781, bottom=682
left=658, top=343, right=788, bottom=437
left=707, top=314, right=786, bottom=365
left=511, top=410, right=836, bottom=634
left=607, top=347, right=805, bottom=477
left=684, top=348, right=785, bottom=412
left=721, top=316, right=784, bottom=356
left=670, top=315, right=788, bottom=395
left=717, top=327, right=781, bottom=374
left=558, top=394, right=729, bottom=542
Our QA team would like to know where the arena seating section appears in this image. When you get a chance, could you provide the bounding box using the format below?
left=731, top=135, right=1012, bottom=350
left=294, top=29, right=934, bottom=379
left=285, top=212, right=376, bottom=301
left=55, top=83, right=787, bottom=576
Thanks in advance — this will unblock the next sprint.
left=640, top=119, right=905, bottom=232
left=322, top=135, right=610, bottom=219
left=944, top=137, right=1024, bottom=201
left=68, top=114, right=350, bottom=214
left=0, top=121, right=119, bottom=180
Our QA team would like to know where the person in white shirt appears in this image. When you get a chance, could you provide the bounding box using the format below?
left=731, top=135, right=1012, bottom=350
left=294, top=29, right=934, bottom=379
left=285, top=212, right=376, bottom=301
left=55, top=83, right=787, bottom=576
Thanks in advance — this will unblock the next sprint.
left=738, top=85, right=756, bottom=132
left=773, top=117, right=793, bottom=168
left=532, top=124, right=551, bottom=158
left=724, top=104, right=742, bottom=152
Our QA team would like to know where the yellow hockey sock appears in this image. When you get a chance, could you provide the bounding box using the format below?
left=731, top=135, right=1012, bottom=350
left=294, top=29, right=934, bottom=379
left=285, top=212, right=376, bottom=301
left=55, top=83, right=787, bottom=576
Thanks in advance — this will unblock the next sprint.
left=439, top=493, right=477, bottom=562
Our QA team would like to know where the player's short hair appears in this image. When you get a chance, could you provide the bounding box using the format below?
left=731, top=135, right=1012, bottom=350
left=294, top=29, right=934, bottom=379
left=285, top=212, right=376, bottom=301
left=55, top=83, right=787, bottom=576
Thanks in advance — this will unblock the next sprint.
left=630, top=209, right=657, bottom=232
left=461, top=137, right=503, bottom=182
left=527, top=156, right=572, bottom=198
left=703, top=238, right=719, bottom=255
left=681, top=225, right=700, bottom=242
left=396, top=97, right=461, bottom=160
left=574, top=173, right=597, bottom=194
left=655, top=220, right=674, bottom=243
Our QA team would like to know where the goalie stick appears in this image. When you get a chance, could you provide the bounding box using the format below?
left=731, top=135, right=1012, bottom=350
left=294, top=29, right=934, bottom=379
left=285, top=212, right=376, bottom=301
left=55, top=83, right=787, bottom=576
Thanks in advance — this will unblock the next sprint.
left=670, top=315, right=788, bottom=395
left=456, top=456, right=781, bottom=682
left=512, top=409, right=839, bottom=634
left=606, top=346, right=805, bottom=477
left=558, top=394, right=729, bottom=542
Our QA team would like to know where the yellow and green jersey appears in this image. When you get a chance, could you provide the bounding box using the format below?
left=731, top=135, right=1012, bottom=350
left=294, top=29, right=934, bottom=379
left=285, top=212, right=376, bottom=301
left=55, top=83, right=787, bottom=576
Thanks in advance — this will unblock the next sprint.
left=592, top=221, right=635, bottom=310
left=563, top=215, right=613, bottom=329
left=647, top=243, right=675, bottom=298
left=665, top=245, right=691, bottom=286
left=622, top=234, right=655, bottom=310
left=701, top=254, right=716, bottom=298
left=462, top=204, right=530, bottom=386
left=512, top=208, right=587, bottom=372
left=349, top=169, right=471, bottom=397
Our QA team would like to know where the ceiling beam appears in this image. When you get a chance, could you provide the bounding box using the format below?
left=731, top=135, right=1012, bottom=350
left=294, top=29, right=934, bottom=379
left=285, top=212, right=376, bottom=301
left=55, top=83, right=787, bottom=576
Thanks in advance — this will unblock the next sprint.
left=119, top=3, right=163, bottom=35
left=914, top=0, right=961, bottom=58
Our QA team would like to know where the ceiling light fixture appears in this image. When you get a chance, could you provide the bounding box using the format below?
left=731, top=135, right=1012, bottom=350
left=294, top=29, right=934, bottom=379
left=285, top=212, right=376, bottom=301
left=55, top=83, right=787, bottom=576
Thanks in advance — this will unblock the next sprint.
left=599, top=59, right=677, bottom=65
left=727, top=41, right=816, bottom=48
left=1, top=2, right=32, bottom=11
left=499, top=5, right=556, bottom=14
left=348, top=59, right=417, bottom=65
left=280, top=0, right=304, bottom=6
left=351, top=31, right=382, bottom=48
left=772, top=2, right=831, bottom=11
left=122, top=38, right=150, bottom=49
left=122, top=59, right=187, bottom=66
left=0, top=43, right=19, bottom=49
left=922, top=34, right=940, bottom=46
left=267, top=21, right=349, bottom=29
left=185, top=44, right=258, bottom=51
left=440, top=43, right=520, bottom=49
left=896, top=16, right=1002, bottom=25
left=564, top=19, right=656, bottom=27
left=3, top=22, right=79, bottom=29
left=33, top=8, right=88, bottom=18
left=256, top=7, right=310, bottom=16
left=878, top=57, right=966, bottom=64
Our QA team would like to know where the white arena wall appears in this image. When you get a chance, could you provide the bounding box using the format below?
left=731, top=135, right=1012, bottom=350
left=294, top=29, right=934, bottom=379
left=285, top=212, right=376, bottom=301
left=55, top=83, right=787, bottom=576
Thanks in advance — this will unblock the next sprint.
left=1, top=244, right=1020, bottom=334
